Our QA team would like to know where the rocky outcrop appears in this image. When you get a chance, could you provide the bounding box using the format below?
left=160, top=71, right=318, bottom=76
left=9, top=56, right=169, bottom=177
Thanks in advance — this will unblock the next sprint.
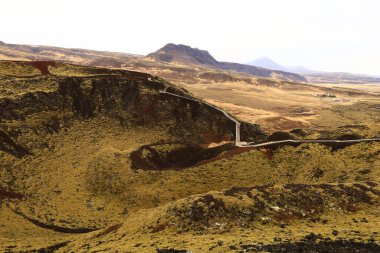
left=165, top=182, right=380, bottom=232
left=240, top=234, right=380, bottom=253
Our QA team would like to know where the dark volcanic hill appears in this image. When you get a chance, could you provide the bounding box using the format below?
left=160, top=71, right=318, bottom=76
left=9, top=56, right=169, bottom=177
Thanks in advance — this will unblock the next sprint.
left=146, top=43, right=219, bottom=66
left=146, top=43, right=307, bottom=82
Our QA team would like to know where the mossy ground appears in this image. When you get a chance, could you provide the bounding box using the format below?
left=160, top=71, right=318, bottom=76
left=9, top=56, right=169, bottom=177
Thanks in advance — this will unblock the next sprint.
left=2, top=137, right=379, bottom=251
left=56, top=183, right=380, bottom=253
left=0, top=61, right=379, bottom=252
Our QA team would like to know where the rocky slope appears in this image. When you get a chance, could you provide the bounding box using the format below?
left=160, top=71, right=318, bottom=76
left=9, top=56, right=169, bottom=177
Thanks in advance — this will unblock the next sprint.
left=52, top=182, right=380, bottom=252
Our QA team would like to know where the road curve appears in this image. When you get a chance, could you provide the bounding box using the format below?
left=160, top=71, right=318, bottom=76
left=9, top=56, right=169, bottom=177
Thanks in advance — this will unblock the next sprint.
left=157, top=84, right=380, bottom=148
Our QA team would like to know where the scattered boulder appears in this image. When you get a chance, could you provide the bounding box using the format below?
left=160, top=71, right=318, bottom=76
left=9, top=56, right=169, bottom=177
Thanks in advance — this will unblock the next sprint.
left=256, top=233, right=380, bottom=253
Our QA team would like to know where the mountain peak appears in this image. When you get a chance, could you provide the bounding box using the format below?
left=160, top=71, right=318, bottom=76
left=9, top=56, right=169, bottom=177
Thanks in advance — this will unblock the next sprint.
left=253, top=57, right=275, bottom=63
left=247, top=57, right=287, bottom=72
left=0, top=41, right=6, bottom=46
left=146, top=43, right=219, bottom=66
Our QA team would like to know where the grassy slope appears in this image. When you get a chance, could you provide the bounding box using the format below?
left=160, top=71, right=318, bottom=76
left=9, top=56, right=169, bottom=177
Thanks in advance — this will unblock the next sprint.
left=2, top=140, right=379, bottom=251
left=59, top=181, right=380, bottom=252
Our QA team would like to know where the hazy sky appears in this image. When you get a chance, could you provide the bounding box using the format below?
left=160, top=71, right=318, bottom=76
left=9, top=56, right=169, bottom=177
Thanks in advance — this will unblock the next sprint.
left=1, top=0, right=380, bottom=75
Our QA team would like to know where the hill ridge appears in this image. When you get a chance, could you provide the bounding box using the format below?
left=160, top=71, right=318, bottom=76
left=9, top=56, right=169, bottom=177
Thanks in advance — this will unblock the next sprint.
left=147, top=43, right=307, bottom=82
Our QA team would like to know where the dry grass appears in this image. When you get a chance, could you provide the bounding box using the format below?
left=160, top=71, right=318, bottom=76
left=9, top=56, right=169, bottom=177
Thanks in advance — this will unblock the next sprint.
left=1, top=60, right=380, bottom=252
left=57, top=182, right=380, bottom=252
left=182, top=80, right=380, bottom=133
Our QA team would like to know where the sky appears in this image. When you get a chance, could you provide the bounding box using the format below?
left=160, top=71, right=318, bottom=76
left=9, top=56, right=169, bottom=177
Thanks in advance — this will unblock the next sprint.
left=1, top=0, right=380, bottom=75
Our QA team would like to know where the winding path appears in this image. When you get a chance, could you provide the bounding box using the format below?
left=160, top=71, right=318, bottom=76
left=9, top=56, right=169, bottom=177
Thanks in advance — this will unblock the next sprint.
left=157, top=84, right=380, bottom=148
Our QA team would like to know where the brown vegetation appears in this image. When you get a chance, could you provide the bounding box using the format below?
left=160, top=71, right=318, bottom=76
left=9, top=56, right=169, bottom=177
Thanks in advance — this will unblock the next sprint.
left=0, top=60, right=379, bottom=252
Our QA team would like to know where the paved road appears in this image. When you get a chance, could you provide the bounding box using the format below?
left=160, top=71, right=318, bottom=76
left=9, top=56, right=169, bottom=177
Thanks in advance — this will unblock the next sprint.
left=158, top=85, right=380, bottom=148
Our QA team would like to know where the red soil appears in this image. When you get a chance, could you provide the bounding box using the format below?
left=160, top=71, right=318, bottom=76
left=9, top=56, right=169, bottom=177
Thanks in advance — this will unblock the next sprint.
left=153, top=145, right=275, bottom=170
left=29, top=61, right=56, bottom=75
left=259, top=148, right=274, bottom=160
left=193, top=146, right=256, bottom=167
left=0, top=188, right=24, bottom=200
left=190, top=146, right=274, bottom=168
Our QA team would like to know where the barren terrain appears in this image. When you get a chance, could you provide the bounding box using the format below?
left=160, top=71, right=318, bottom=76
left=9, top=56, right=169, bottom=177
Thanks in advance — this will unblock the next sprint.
left=2, top=0, right=380, bottom=249
left=2, top=42, right=379, bottom=133
left=0, top=51, right=379, bottom=252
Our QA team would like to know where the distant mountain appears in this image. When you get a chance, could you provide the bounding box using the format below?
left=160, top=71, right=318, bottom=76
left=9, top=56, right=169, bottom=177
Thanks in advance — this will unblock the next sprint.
left=248, top=57, right=317, bottom=74
left=247, top=56, right=380, bottom=84
left=247, top=57, right=288, bottom=72
left=147, top=44, right=306, bottom=82
left=305, top=72, right=380, bottom=84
